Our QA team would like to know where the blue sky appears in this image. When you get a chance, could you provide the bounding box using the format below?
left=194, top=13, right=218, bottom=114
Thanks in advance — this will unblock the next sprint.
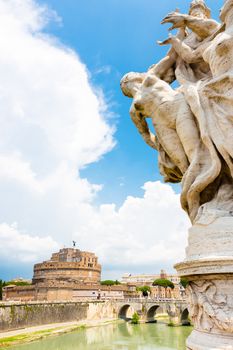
left=37, top=0, right=222, bottom=206
left=0, top=0, right=223, bottom=280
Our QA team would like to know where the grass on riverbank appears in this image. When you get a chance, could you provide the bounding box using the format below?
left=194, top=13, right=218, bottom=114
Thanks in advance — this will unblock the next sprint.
left=0, top=323, right=106, bottom=349
left=0, top=326, right=82, bottom=348
left=0, top=320, right=120, bottom=349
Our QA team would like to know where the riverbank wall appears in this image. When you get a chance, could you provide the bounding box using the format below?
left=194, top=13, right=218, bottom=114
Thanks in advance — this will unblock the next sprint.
left=0, top=301, right=117, bottom=332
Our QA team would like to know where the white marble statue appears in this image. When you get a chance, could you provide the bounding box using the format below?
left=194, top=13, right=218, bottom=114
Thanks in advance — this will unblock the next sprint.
left=121, top=0, right=233, bottom=224
left=160, top=0, right=233, bottom=219
left=121, top=1, right=233, bottom=348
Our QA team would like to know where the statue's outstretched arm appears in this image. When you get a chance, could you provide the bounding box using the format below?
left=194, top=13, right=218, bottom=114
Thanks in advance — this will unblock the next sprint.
left=149, top=28, right=186, bottom=82
left=162, top=12, right=220, bottom=39
left=159, top=36, right=208, bottom=64
left=184, top=17, right=219, bottom=39
left=148, top=49, right=177, bottom=80
left=130, top=106, right=158, bottom=150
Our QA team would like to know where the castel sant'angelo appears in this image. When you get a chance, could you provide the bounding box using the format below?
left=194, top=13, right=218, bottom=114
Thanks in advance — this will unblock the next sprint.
left=3, top=247, right=104, bottom=301
left=3, top=247, right=136, bottom=301
left=33, top=248, right=101, bottom=286
left=3, top=246, right=182, bottom=302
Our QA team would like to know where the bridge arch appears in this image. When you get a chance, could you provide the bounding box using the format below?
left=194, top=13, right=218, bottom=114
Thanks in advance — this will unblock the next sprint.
left=118, top=304, right=135, bottom=321
left=181, top=308, right=190, bottom=326
left=146, top=305, right=160, bottom=323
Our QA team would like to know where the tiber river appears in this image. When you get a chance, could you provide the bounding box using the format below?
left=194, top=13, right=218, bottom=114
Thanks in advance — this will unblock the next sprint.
left=11, top=322, right=192, bottom=350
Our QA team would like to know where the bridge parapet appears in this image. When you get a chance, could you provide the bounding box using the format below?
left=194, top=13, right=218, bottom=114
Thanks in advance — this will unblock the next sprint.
left=113, top=298, right=189, bottom=325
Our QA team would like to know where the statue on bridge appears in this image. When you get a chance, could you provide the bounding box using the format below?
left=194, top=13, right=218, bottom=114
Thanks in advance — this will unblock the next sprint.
left=121, top=1, right=233, bottom=349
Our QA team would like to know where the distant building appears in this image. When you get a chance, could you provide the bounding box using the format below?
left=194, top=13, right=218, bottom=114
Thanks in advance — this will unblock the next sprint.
left=3, top=247, right=137, bottom=302
left=121, top=270, right=184, bottom=299
left=3, top=248, right=185, bottom=302
left=33, top=248, right=101, bottom=285
left=121, top=270, right=180, bottom=285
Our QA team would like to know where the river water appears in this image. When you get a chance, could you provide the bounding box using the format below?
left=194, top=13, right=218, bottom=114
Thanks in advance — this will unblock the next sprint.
left=10, top=322, right=192, bottom=350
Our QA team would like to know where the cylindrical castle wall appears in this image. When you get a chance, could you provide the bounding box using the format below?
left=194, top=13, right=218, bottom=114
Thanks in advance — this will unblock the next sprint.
left=33, top=262, right=101, bottom=285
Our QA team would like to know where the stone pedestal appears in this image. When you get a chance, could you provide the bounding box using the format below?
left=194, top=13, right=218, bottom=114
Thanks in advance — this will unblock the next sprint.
left=175, top=213, right=233, bottom=350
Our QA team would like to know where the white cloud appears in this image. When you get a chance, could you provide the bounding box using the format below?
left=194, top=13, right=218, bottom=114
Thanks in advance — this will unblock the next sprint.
left=73, top=181, right=191, bottom=276
left=0, top=153, right=44, bottom=193
left=0, top=0, right=115, bottom=170
left=0, top=0, right=190, bottom=280
left=0, top=223, right=59, bottom=263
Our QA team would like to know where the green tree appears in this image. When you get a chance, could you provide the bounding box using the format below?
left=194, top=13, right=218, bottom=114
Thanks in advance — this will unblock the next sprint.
left=136, top=286, right=151, bottom=297
left=152, top=278, right=175, bottom=289
left=0, top=280, right=2, bottom=300
left=5, top=281, right=31, bottom=287
left=180, top=278, right=189, bottom=289
left=131, top=312, right=140, bottom=324
left=100, top=280, right=121, bottom=286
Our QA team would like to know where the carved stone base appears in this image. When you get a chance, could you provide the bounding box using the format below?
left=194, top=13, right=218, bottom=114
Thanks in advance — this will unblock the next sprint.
left=175, top=214, right=233, bottom=350
left=187, top=330, right=233, bottom=350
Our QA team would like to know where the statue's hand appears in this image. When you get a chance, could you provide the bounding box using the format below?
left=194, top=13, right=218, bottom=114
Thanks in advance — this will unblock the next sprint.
left=161, top=12, right=186, bottom=31
left=157, top=34, right=175, bottom=46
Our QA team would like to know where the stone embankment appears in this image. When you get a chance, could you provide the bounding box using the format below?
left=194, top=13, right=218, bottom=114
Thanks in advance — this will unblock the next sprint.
left=0, top=300, right=117, bottom=332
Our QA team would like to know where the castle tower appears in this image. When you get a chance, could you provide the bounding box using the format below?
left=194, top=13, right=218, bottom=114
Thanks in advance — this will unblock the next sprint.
left=32, top=247, right=101, bottom=286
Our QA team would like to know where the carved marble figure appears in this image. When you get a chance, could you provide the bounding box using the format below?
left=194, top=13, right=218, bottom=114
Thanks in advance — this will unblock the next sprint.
left=161, top=0, right=233, bottom=220
left=121, top=1, right=233, bottom=349
left=121, top=0, right=233, bottom=224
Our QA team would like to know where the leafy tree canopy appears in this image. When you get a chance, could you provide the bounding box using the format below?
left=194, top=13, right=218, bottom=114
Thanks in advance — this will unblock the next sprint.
left=0, top=280, right=2, bottom=300
left=131, top=312, right=140, bottom=324
left=100, top=280, right=121, bottom=286
left=152, top=278, right=175, bottom=289
left=136, top=286, right=151, bottom=293
left=136, top=285, right=151, bottom=296
left=4, top=281, right=31, bottom=286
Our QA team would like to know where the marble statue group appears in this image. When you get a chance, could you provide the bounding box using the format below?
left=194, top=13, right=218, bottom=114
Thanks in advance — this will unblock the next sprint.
left=121, top=0, right=233, bottom=224
left=121, top=1, right=233, bottom=349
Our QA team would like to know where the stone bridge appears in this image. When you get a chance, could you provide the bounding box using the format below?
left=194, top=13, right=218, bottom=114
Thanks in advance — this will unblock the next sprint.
left=0, top=299, right=189, bottom=332
left=113, top=299, right=189, bottom=325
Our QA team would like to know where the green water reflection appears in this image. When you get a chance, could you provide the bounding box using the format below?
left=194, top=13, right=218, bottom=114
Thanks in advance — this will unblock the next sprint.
left=11, top=323, right=192, bottom=350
